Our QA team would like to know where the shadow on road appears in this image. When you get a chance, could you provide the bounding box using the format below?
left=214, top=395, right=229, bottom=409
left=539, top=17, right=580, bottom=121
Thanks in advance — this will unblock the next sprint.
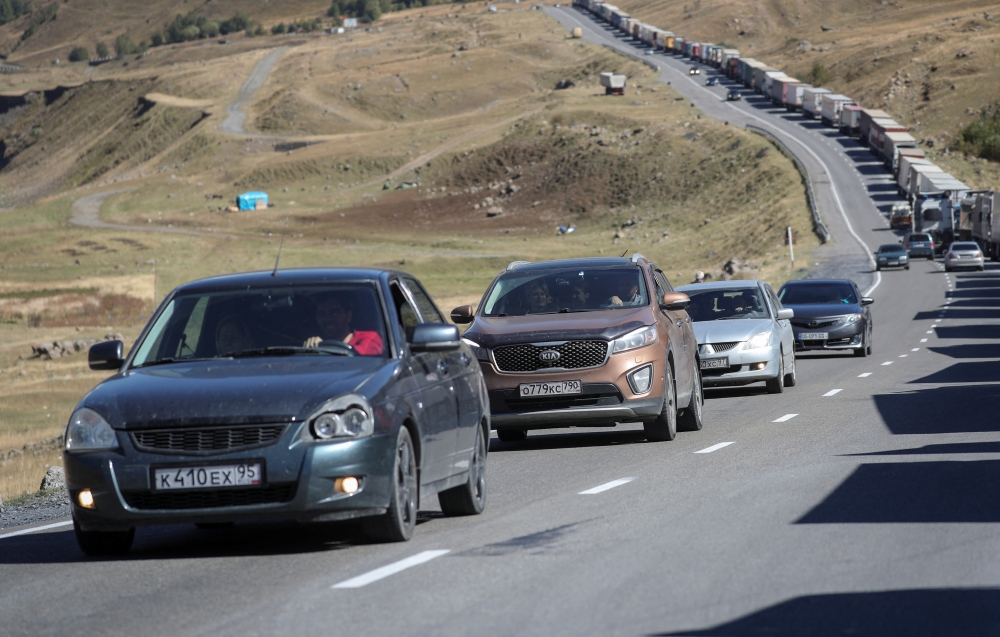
left=910, top=361, right=1000, bottom=384
left=489, top=428, right=647, bottom=453
left=873, top=384, right=1000, bottom=434
left=929, top=343, right=1000, bottom=358
left=845, top=441, right=1000, bottom=456
left=796, top=461, right=1000, bottom=523
left=655, top=588, right=1000, bottom=636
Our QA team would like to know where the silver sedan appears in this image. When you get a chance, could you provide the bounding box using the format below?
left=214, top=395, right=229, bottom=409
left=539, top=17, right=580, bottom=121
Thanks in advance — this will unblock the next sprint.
left=944, top=241, right=985, bottom=272
left=676, top=280, right=797, bottom=394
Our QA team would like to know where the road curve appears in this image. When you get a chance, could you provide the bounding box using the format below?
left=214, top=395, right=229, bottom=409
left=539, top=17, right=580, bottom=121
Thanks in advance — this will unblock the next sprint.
left=219, top=47, right=289, bottom=136
left=70, top=189, right=232, bottom=238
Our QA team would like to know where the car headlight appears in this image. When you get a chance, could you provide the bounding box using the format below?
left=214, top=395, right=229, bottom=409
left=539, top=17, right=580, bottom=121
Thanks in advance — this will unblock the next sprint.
left=462, top=337, right=490, bottom=362
left=843, top=314, right=863, bottom=325
left=65, top=408, right=119, bottom=451
left=307, top=395, right=374, bottom=441
left=612, top=325, right=658, bottom=354
left=743, top=331, right=771, bottom=350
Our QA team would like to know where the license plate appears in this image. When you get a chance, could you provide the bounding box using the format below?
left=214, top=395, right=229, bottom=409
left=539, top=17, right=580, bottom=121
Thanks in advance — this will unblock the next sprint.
left=800, top=332, right=828, bottom=341
left=154, top=463, right=262, bottom=490
left=887, top=260, right=898, bottom=265
left=518, top=380, right=582, bottom=396
left=700, top=357, right=730, bottom=369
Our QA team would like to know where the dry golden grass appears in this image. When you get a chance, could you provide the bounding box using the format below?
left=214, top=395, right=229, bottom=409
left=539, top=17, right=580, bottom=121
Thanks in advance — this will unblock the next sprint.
left=1, top=450, right=64, bottom=503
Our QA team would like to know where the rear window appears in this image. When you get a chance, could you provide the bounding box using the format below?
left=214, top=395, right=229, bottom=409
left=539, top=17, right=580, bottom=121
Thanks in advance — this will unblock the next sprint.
left=951, top=242, right=979, bottom=250
left=779, top=282, right=859, bottom=305
left=481, top=266, right=649, bottom=316
left=909, top=234, right=931, bottom=242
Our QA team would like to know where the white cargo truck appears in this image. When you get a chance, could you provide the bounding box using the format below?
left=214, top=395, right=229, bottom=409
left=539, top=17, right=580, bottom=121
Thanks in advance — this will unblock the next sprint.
left=600, top=72, right=626, bottom=95
left=802, top=87, right=831, bottom=119
left=882, top=131, right=919, bottom=171
left=820, top=95, right=855, bottom=127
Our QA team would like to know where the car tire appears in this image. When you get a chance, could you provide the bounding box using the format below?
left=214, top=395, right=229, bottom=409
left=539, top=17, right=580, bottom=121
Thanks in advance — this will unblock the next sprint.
left=644, top=363, right=677, bottom=442
left=73, top=520, right=134, bottom=556
left=194, top=522, right=234, bottom=530
left=496, top=428, right=527, bottom=442
left=677, top=369, right=704, bottom=432
left=945, top=266, right=952, bottom=272
left=904, top=265, right=910, bottom=270
left=928, top=255, right=934, bottom=261
left=363, top=427, right=417, bottom=542
left=765, top=355, right=784, bottom=394
left=438, top=425, right=487, bottom=517
left=783, top=354, right=797, bottom=387
left=876, top=265, right=881, bottom=271
left=979, top=265, right=985, bottom=271
left=855, top=330, right=870, bottom=358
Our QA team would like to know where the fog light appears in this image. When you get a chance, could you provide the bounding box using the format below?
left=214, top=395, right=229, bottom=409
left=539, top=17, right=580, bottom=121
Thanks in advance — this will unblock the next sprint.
left=753, top=362, right=766, bottom=371
left=627, top=364, right=654, bottom=394
left=77, top=489, right=95, bottom=509
left=335, top=477, right=360, bottom=494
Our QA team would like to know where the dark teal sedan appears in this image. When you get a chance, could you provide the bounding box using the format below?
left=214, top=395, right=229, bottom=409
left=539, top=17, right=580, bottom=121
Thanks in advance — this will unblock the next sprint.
left=65, top=269, right=489, bottom=555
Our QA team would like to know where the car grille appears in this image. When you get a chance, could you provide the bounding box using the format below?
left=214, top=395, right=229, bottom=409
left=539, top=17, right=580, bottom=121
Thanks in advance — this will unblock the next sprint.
left=704, top=342, right=739, bottom=354
left=492, top=341, right=608, bottom=373
left=122, top=484, right=296, bottom=510
left=131, top=425, right=287, bottom=454
left=791, top=319, right=838, bottom=329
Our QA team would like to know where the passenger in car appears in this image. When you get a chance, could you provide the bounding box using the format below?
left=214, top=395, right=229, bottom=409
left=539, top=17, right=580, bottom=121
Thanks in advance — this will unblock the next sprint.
left=303, top=294, right=384, bottom=355
left=607, top=274, right=642, bottom=307
left=570, top=280, right=591, bottom=310
left=215, top=315, right=253, bottom=355
left=524, top=280, right=554, bottom=314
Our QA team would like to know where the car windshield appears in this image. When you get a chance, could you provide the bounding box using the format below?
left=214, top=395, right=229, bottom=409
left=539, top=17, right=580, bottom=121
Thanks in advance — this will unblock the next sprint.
left=879, top=245, right=907, bottom=253
left=909, top=234, right=931, bottom=242
left=685, top=288, right=770, bottom=321
left=481, top=266, right=649, bottom=316
left=131, top=283, right=388, bottom=367
left=779, top=282, right=859, bottom=305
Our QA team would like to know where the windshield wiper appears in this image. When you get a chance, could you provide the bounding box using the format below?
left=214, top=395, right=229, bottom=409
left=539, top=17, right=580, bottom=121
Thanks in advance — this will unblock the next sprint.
left=132, top=357, right=214, bottom=369
left=226, top=346, right=350, bottom=358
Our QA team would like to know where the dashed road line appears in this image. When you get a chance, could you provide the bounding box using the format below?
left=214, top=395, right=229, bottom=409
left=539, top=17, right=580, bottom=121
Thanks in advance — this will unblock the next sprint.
left=882, top=361, right=894, bottom=366
left=333, top=550, right=450, bottom=589
left=921, top=338, right=928, bottom=342
left=0, top=520, right=73, bottom=540
left=912, top=348, right=920, bottom=352
left=899, top=354, right=908, bottom=358
left=823, top=389, right=843, bottom=396
left=579, top=477, right=636, bottom=495
left=696, top=442, right=735, bottom=454
left=773, top=414, right=798, bottom=422
left=858, top=373, right=872, bottom=378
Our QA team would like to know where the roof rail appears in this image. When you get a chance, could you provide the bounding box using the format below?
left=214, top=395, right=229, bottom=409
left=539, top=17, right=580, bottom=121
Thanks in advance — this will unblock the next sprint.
left=506, top=260, right=531, bottom=271
left=629, top=253, right=646, bottom=263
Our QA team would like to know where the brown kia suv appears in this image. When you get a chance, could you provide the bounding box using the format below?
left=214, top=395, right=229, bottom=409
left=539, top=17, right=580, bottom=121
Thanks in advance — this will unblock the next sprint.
left=451, top=255, right=704, bottom=443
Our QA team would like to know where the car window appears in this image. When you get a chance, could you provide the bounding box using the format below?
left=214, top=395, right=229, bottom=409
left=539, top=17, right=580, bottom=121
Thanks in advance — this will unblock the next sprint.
left=952, top=242, right=979, bottom=250
left=764, top=284, right=782, bottom=313
left=481, top=266, right=648, bottom=316
left=909, top=234, right=931, bottom=242
left=401, top=276, right=445, bottom=323
left=779, top=283, right=859, bottom=305
left=685, top=287, right=769, bottom=321
left=879, top=244, right=906, bottom=253
left=130, top=283, right=388, bottom=365
left=390, top=282, right=419, bottom=342
left=651, top=269, right=674, bottom=304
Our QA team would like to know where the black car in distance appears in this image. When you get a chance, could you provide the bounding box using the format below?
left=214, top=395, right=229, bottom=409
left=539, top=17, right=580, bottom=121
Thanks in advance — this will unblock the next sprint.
left=726, top=88, right=741, bottom=101
left=777, top=279, right=874, bottom=358
left=876, top=243, right=910, bottom=271
left=65, top=269, right=489, bottom=555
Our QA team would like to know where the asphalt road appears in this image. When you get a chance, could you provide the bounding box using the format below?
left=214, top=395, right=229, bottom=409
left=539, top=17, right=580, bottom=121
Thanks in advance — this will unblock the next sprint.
left=4, top=11, right=1000, bottom=637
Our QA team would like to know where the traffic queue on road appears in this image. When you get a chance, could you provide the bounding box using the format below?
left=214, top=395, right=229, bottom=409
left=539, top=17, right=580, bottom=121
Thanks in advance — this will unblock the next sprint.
left=64, top=253, right=878, bottom=555
left=570, top=0, right=1000, bottom=263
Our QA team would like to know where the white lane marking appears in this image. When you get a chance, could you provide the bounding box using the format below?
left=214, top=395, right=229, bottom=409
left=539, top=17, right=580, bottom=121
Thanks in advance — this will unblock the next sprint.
left=912, top=348, right=920, bottom=352
left=333, top=550, right=450, bottom=589
left=899, top=354, right=908, bottom=358
left=858, top=372, right=872, bottom=377
left=0, top=520, right=73, bottom=540
left=934, top=319, right=942, bottom=323
left=579, top=477, right=636, bottom=495
left=921, top=338, right=928, bottom=342
left=882, top=361, right=893, bottom=366
left=823, top=389, right=843, bottom=396
left=773, top=414, right=798, bottom=422
left=696, top=442, right=735, bottom=454
left=927, top=330, right=934, bottom=334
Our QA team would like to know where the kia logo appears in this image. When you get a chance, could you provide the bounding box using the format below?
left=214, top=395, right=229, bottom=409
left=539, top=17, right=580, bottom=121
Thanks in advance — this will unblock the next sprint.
left=539, top=350, right=561, bottom=362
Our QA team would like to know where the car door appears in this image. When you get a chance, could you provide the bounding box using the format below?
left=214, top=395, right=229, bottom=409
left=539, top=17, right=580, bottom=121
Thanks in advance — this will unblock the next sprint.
left=765, top=283, right=794, bottom=368
left=401, top=276, right=475, bottom=476
left=389, top=280, right=453, bottom=485
left=651, top=267, right=693, bottom=402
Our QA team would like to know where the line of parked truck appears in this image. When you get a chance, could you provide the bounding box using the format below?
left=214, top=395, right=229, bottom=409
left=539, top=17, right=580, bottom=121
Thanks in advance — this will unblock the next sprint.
left=570, top=0, right=1000, bottom=261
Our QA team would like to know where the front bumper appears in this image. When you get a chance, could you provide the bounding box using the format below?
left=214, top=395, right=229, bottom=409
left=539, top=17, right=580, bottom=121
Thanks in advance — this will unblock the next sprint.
left=792, top=321, right=865, bottom=351
left=700, top=345, right=781, bottom=387
left=65, top=426, right=395, bottom=531
left=877, top=257, right=909, bottom=269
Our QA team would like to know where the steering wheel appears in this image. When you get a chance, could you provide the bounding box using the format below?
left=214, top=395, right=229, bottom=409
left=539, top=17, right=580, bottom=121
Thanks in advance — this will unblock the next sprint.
left=318, top=340, right=358, bottom=355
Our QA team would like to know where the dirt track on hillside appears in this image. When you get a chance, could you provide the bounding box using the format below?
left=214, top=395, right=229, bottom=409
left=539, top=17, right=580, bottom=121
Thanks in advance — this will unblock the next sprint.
left=70, top=190, right=232, bottom=238
left=219, top=47, right=289, bottom=136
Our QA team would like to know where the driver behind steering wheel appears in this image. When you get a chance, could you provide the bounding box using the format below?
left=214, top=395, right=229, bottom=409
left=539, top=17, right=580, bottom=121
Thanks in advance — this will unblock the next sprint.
left=303, top=293, right=384, bottom=356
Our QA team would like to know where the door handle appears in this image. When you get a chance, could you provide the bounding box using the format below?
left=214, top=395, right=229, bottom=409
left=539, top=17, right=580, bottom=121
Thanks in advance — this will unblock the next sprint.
left=437, top=359, right=450, bottom=376
left=676, top=320, right=684, bottom=327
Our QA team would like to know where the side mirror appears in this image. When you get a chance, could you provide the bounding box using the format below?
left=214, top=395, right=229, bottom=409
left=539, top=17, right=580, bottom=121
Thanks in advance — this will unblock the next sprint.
left=660, top=292, right=691, bottom=311
left=861, top=297, right=874, bottom=306
left=89, top=340, right=124, bottom=371
left=776, top=308, right=794, bottom=320
left=409, top=323, right=461, bottom=352
left=450, top=305, right=475, bottom=325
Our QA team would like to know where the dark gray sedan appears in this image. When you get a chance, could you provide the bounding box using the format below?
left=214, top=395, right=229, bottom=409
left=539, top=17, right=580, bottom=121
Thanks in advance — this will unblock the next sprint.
left=876, top=243, right=910, bottom=271
left=65, top=268, right=489, bottom=555
left=778, top=279, right=874, bottom=358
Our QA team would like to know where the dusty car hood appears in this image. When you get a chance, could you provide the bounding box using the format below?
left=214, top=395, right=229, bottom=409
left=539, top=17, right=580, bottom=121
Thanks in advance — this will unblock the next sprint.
left=783, top=303, right=863, bottom=320
left=692, top=319, right=775, bottom=345
left=464, top=306, right=653, bottom=348
left=84, top=358, right=385, bottom=429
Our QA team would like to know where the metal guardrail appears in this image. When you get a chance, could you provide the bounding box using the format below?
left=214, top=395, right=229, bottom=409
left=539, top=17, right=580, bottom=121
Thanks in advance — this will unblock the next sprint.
left=746, top=124, right=831, bottom=244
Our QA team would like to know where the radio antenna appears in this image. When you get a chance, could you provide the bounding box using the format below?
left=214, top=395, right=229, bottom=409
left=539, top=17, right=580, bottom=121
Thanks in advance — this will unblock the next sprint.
left=620, top=250, right=628, bottom=257
left=271, top=217, right=288, bottom=277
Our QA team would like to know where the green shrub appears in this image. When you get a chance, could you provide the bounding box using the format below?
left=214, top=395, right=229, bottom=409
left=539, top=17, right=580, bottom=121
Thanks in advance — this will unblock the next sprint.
left=806, top=61, right=832, bottom=87
left=271, top=22, right=286, bottom=34
left=149, top=31, right=162, bottom=47
left=114, top=32, right=137, bottom=56
left=203, top=21, right=220, bottom=38
left=68, top=46, right=89, bottom=62
left=95, top=41, right=109, bottom=57
left=958, top=110, right=1000, bottom=162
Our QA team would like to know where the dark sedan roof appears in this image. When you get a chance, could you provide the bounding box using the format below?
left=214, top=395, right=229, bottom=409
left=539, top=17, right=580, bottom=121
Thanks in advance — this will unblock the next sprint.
left=174, top=268, right=402, bottom=293
left=780, top=279, right=858, bottom=286
left=510, top=258, right=639, bottom=272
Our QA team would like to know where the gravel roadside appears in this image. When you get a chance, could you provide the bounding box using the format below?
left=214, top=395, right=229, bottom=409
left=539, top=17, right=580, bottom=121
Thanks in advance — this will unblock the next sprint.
left=0, top=488, right=71, bottom=531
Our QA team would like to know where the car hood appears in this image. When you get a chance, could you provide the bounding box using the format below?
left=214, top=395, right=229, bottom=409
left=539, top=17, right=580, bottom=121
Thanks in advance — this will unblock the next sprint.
left=692, top=319, right=774, bottom=345
left=464, top=306, right=653, bottom=349
left=783, top=303, right=862, bottom=320
left=83, top=357, right=386, bottom=429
